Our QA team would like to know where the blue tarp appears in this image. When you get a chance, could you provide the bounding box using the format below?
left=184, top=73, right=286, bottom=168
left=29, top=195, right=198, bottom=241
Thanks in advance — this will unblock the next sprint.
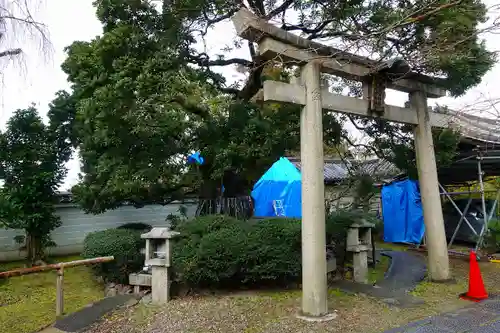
left=187, top=152, right=204, bottom=165
left=186, top=152, right=224, bottom=192
left=251, top=157, right=302, bottom=218
left=381, top=179, right=425, bottom=244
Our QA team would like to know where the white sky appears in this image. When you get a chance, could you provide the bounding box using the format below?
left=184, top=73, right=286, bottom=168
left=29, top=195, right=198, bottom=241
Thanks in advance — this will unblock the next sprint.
left=0, top=0, right=499, bottom=190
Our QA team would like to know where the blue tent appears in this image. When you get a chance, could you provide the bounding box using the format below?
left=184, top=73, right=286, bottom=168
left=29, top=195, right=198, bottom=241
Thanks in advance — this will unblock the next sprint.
left=381, top=179, right=425, bottom=244
left=251, top=157, right=302, bottom=218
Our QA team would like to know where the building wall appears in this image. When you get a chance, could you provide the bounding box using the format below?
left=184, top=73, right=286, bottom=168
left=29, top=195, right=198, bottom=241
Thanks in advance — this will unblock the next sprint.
left=0, top=201, right=198, bottom=262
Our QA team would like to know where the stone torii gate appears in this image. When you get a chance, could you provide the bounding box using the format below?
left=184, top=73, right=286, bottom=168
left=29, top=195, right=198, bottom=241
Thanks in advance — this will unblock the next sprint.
left=232, top=8, right=452, bottom=319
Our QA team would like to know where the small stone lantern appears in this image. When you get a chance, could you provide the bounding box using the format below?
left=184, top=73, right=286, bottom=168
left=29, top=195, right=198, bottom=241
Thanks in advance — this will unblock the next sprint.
left=141, top=227, right=180, bottom=304
left=346, top=219, right=374, bottom=284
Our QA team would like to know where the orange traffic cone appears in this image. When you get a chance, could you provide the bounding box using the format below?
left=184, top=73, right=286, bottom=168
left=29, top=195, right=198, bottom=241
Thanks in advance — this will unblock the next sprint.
left=459, top=250, right=488, bottom=302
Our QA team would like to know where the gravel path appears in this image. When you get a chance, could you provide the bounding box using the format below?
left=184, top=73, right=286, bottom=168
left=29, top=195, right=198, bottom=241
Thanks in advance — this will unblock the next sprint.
left=84, top=291, right=413, bottom=333
left=83, top=255, right=500, bottom=333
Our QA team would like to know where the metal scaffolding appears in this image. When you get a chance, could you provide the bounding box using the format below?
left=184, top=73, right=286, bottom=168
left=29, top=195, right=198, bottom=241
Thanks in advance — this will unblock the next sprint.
left=419, top=148, right=500, bottom=252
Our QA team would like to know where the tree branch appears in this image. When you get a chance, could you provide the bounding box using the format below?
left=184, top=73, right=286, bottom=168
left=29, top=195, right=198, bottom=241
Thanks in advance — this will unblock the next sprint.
left=220, top=87, right=242, bottom=95
left=341, top=133, right=385, bottom=159
left=0, top=48, right=22, bottom=58
left=264, top=0, right=294, bottom=20
left=202, top=7, right=241, bottom=26
left=281, top=19, right=334, bottom=35
left=239, top=60, right=265, bottom=100
left=188, top=53, right=253, bottom=67
left=247, top=0, right=266, bottom=17
left=167, top=95, right=210, bottom=119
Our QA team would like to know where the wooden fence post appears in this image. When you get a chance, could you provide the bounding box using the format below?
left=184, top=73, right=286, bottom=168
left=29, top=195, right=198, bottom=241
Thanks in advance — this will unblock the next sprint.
left=0, top=256, right=114, bottom=318
left=56, top=267, right=64, bottom=317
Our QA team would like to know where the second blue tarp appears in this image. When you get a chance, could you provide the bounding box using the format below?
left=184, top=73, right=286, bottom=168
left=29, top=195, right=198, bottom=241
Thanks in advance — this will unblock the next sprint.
left=381, top=179, right=425, bottom=244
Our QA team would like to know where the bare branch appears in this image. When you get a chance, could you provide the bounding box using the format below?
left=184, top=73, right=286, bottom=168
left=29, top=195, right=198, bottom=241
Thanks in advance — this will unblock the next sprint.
left=0, top=48, right=21, bottom=57
left=0, top=0, right=52, bottom=67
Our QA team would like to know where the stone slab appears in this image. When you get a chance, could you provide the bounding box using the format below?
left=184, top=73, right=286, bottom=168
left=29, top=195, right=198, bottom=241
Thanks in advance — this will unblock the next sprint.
left=129, top=273, right=152, bottom=286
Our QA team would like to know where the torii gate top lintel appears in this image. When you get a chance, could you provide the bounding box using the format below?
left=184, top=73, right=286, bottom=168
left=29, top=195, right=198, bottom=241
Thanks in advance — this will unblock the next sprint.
left=231, top=8, right=446, bottom=99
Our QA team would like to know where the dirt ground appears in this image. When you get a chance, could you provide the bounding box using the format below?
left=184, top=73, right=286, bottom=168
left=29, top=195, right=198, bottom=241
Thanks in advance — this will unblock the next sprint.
left=84, top=257, right=500, bottom=333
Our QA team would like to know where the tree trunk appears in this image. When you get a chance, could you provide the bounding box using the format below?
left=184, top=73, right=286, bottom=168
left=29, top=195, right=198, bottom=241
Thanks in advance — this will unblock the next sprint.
left=25, top=233, right=45, bottom=266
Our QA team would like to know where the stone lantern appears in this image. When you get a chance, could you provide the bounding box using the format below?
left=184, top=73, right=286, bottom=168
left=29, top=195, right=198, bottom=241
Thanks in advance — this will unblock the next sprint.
left=140, top=227, right=179, bottom=304
left=346, top=219, right=374, bottom=284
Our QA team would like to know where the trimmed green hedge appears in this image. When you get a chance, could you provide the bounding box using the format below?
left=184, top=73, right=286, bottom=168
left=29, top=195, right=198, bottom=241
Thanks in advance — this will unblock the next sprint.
left=82, top=211, right=378, bottom=287
left=82, top=228, right=144, bottom=283
left=172, top=216, right=302, bottom=288
left=171, top=212, right=374, bottom=289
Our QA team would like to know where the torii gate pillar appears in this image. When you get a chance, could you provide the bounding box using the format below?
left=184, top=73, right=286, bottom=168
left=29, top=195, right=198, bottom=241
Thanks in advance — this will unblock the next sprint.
left=299, top=61, right=332, bottom=318
left=411, top=91, right=450, bottom=280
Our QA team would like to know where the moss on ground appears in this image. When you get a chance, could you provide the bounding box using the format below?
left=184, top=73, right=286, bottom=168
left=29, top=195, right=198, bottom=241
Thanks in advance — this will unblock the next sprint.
left=408, top=255, right=500, bottom=314
left=0, top=256, right=104, bottom=333
left=368, top=255, right=390, bottom=284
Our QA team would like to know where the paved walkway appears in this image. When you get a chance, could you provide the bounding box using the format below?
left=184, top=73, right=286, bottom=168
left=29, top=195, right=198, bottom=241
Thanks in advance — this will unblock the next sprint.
left=383, top=297, right=500, bottom=332
left=378, top=251, right=427, bottom=292
left=334, top=250, right=427, bottom=307
left=41, top=294, right=138, bottom=333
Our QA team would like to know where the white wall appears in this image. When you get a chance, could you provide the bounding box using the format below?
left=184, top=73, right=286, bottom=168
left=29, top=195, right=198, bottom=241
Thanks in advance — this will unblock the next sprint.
left=0, top=202, right=198, bottom=262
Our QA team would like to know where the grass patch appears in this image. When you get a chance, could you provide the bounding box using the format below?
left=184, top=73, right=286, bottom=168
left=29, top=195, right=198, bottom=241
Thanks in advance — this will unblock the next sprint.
left=0, top=256, right=105, bottom=333
left=368, top=255, right=390, bottom=284
left=344, top=255, right=390, bottom=284
left=408, top=256, right=500, bottom=314
left=377, top=242, right=409, bottom=252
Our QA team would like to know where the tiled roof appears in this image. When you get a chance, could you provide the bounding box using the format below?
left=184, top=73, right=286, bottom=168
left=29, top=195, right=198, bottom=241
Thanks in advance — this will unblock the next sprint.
left=287, top=157, right=399, bottom=183
left=357, top=159, right=400, bottom=178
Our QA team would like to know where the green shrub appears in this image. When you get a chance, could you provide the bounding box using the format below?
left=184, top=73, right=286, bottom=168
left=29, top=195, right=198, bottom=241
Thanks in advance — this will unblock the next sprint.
left=82, top=228, right=144, bottom=283
left=173, top=226, right=251, bottom=287
left=172, top=215, right=301, bottom=289
left=483, top=219, right=500, bottom=253
left=324, top=210, right=359, bottom=269
left=171, top=211, right=373, bottom=290
left=172, top=214, right=247, bottom=236
left=241, top=218, right=302, bottom=284
left=116, top=222, right=152, bottom=232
